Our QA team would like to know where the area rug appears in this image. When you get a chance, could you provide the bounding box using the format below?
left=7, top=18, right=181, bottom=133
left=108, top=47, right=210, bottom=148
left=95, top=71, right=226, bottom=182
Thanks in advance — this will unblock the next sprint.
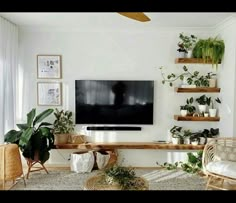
left=11, top=169, right=206, bottom=190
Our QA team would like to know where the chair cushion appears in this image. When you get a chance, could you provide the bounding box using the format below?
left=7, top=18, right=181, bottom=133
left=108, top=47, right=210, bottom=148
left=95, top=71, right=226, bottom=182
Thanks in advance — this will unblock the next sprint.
left=215, top=145, right=236, bottom=161
left=206, top=161, right=236, bottom=179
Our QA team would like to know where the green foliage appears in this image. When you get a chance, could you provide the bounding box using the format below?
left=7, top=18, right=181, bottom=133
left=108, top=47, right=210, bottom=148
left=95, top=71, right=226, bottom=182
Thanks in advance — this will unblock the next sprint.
left=180, top=97, right=196, bottom=114
left=178, top=33, right=197, bottom=52
left=160, top=66, right=210, bottom=87
left=192, top=37, right=225, bottom=69
left=104, top=165, right=138, bottom=190
left=53, top=108, right=75, bottom=134
left=196, top=95, right=211, bottom=105
left=157, top=150, right=203, bottom=174
left=4, top=108, right=54, bottom=164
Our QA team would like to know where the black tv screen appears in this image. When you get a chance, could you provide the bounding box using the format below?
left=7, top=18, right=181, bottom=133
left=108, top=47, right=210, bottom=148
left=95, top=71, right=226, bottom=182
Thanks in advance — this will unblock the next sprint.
left=75, top=80, right=154, bottom=124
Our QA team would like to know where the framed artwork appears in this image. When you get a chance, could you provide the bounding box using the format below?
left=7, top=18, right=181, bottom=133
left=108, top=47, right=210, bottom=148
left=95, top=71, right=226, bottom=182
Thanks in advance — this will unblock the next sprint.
left=37, top=55, right=62, bottom=79
left=37, top=82, right=62, bottom=106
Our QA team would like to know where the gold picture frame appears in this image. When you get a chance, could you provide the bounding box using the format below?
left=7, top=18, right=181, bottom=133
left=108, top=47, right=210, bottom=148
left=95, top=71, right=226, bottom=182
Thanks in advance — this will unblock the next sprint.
left=37, top=82, right=62, bottom=106
left=37, top=55, right=62, bottom=79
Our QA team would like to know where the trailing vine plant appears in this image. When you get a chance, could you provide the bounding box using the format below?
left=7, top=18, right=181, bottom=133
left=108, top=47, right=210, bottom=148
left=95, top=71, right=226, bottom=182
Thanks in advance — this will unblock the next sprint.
left=160, top=65, right=209, bottom=87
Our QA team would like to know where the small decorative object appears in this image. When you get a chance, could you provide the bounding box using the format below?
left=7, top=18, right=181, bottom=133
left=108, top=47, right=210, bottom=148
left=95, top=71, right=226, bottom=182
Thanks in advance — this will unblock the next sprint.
left=37, top=82, right=62, bottom=106
left=37, top=55, right=62, bottom=79
left=193, top=112, right=199, bottom=117
left=204, top=112, right=209, bottom=117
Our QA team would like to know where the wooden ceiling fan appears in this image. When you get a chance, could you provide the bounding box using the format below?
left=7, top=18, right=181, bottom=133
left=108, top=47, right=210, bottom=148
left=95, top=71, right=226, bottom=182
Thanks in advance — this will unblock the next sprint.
left=118, top=12, right=151, bottom=22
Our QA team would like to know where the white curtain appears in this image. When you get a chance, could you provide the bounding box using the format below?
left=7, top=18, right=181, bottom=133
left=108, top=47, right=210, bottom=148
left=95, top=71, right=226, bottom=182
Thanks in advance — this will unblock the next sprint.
left=0, top=17, right=18, bottom=144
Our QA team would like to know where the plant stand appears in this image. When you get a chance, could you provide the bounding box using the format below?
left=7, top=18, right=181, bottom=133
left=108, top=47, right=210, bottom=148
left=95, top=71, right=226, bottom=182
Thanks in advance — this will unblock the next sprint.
left=26, top=159, right=49, bottom=179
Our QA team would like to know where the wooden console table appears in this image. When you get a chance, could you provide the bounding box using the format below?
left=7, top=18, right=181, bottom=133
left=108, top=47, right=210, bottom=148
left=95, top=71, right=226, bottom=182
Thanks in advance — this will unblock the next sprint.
left=55, top=142, right=205, bottom=150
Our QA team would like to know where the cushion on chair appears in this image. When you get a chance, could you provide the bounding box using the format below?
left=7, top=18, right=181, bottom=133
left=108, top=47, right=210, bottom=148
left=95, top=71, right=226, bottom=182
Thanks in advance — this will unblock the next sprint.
left=215, top=145, right=236, bottom=162
left=206, top=161, right=236, bottom=179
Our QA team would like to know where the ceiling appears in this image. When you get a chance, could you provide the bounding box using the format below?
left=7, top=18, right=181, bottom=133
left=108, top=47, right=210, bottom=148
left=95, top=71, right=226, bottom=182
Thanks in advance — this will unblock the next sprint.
left=0, top=12, right=235, bottom=29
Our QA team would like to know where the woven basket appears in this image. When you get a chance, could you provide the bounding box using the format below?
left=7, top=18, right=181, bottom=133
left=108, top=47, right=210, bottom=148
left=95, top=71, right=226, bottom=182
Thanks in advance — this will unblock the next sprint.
left=54, top=133, right=69, bottom=144
left=0, top=144, right=23, bottom=181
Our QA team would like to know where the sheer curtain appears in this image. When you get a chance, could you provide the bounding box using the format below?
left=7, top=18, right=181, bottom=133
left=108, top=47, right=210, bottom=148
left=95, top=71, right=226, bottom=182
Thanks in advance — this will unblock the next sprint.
left=0, top=17, right=18, bottom=144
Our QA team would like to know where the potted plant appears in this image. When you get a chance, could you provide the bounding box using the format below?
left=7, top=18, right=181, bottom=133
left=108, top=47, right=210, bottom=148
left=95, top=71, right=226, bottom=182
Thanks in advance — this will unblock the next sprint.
left=103, top=165, right=147, bottom=190
left=160, top=65, right=209, bottom=87
left=183, top=129, right=192, bottom=144
left=53, top=108, right=75, bottom=144
left=178, top=33, right=197, bottom=58
left=180, top=97, right=196, bottom=116
left=195, top=95, right=211, bottom=115
left=209, top=97, right=221, bottom=117
left=4, top=108, right=54, bottom=164
left=192, top=37, right=225, bottom=69
left=206, top=72, right=217, bottom=87
left=201, top=128, right=219, bottom=143
left=170, top=125, right=183, bottom=144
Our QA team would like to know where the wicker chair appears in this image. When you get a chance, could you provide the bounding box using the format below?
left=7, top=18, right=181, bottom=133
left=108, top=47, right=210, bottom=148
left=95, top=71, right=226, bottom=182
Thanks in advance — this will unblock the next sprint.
left=0, top=144, right=26, bottom=190
left=202, top=137, right=236, bottom=190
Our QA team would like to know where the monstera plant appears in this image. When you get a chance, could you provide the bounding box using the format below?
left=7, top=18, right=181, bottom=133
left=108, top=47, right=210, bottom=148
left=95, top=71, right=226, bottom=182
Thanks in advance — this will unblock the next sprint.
left=4, top=108, right=54, bottom=164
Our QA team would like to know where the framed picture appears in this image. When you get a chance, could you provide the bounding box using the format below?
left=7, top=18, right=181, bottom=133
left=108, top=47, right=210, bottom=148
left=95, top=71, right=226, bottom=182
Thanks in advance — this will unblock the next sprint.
left=37, top=55, right=62, bottom=79
left=37, top=82, right=62, bottom=106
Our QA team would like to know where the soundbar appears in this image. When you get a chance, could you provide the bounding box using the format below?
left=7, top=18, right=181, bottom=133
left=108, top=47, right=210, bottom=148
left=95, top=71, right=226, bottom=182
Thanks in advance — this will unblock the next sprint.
left=86, top=126, right=142, bottom=131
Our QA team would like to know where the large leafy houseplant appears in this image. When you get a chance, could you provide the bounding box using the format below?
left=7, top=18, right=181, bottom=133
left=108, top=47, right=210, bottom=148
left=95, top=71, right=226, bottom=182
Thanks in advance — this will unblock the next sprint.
left=192, top=37, right=225, bottom=69
left=4, top=108, right=54, bottom=164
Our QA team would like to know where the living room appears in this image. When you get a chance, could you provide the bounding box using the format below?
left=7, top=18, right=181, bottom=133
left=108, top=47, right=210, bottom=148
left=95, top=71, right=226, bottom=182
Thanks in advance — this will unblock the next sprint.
left=1, top=12, right=236, bottom=190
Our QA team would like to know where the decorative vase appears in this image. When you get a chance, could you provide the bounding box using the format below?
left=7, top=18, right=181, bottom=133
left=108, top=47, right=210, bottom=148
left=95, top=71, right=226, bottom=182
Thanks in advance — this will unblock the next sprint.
left=198, top=105, right=207, bottom=114
left=177, top=51, right=187, bottom=58
left=187, top=50, right=192, bottom=58
left=180, top=110, right=187, bottom=117
left=209, top=109, right=217, bottom=117
left=208, top=79, right=217, bottom=87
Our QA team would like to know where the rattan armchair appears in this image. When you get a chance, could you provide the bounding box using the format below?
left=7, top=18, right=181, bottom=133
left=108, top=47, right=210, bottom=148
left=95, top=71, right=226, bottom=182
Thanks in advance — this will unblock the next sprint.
left=0, top=144, right=26, bottom=190
left=202, top=137, right=236, bottom=190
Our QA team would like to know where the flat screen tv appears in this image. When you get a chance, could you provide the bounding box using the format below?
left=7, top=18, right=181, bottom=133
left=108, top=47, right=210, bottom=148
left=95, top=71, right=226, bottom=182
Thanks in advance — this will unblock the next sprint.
left=75, top=80, right=154, bottom=124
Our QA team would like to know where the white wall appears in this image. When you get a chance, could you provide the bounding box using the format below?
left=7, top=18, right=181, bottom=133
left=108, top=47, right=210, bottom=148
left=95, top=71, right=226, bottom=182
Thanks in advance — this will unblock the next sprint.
left=214, top=17, right=236, bottom=138
left=18, top=24, right=227, bottom=167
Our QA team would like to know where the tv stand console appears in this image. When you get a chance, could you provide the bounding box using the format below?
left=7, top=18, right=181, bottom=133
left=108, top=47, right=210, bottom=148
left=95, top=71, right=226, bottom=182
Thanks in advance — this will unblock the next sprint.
left=55, top=142, right=204, bottom=150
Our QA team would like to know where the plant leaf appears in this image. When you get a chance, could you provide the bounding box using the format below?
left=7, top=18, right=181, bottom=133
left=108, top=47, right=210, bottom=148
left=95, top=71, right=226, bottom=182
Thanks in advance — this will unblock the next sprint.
left=27, top=108, right=36, bottom=127
left=38, top=122, right=52, bottom=128
left=19, top=127, right=34, bottom=148
left=16, top=123, right=29, bottom=130
left=33, top=109, right=53, bottom=126
left=4, top=130, right=22, bottom=143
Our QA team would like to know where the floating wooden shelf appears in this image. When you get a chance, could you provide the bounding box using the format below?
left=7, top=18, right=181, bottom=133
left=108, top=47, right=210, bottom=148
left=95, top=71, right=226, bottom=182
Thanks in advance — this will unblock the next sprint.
left=175, top=58, right=221, bottom=64
left=55, top=142, right=205, bottom=150
left=174, top=115, right=220, bottom=121
left=175, top=87, right=221, bottom=93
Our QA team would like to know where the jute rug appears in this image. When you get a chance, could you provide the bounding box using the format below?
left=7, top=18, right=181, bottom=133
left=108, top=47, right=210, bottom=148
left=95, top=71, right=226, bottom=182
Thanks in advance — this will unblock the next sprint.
left=11, top=169, right=206, bottom=190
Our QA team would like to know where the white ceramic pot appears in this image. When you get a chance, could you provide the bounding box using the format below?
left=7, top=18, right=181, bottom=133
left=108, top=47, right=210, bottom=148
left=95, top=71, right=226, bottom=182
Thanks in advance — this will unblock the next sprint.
left=208, top=79, right=217, bottom=88
left=184, top=137, right=191, bottom=144
left=187, top=50, right=192, bottom=58
left=177, top=51, right=187, bottom=58
left=191, top=140, right=199, bottom=146
left=198, top=105, right=207, bottom=114
left=172, top=137, right=180, bottom=145
left=209, top=109, right=217, bottom=117
left=204, top=112, right=209, bottom=117
left=180, top=110, right=188, bottom=117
